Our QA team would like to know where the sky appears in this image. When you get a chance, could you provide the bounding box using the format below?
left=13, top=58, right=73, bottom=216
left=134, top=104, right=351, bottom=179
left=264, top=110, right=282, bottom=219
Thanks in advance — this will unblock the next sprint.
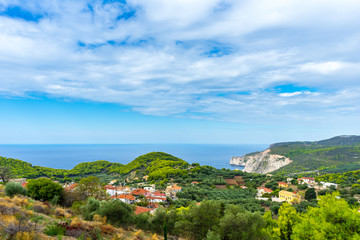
left=0, top=0, right=360, bottom=144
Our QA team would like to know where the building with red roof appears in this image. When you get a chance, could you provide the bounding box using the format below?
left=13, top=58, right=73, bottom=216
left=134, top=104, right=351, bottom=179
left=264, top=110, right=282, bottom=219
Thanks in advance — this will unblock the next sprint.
left=257, top=187, right=273, bottom=196
left=135, top=206, right=153, bottom=215
left=111, top=194, right=136, bottom=204
left=131, top=188, right=151, bottom=197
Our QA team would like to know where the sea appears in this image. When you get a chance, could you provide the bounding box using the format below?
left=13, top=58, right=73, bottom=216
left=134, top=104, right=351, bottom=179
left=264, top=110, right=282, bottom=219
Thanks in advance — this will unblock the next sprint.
left=0, top=144, right=268, bottom=170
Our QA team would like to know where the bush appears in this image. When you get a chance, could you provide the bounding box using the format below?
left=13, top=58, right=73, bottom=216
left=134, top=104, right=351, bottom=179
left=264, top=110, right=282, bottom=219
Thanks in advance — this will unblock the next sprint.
left=27, top=178, right=63, bottom=202
left=80, top=197, right=100, bottom=221
left=5, top=182, right=27, bottom=197
left=96, top=200, right=134, bottom=227
left=44, top=222, right=66, bottom=236
left=32, top=203, right=50, bottom=215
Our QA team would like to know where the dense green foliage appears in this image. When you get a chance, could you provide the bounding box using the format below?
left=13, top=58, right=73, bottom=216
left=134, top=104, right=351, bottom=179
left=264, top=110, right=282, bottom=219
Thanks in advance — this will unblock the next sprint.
left=0, top=157, right=39, bottom=178
left=81, top=197, right=101, bottom=221
left=0, top=152, right=189, bottom=181
left=27, top=178, right=64, bottom=201
left=270, top=144, right=360, bottom=174
left=133, top=201, right=267, bottom=240
left=266, top=192, right=360, bottom=239
left=0, top=156, right=122, bottom=179
left=110, top=152, right=189, bottom=180
left=4, top=182, right=28, bottom=197
left=304, top=188, right=316, bottom=201
left=316, top=169, right=360, bottom=185
left=97, top=200, right=135, bottom=227
left=176, top=186, right=265, bottom=212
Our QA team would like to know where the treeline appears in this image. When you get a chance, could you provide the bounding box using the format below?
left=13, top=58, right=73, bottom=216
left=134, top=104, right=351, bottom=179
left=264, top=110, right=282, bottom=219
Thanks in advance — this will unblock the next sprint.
left=316, top=169, right=360, bottom=186
left=80, top=192, right=360, bottom=240
left=1, top=152, right=191, bottom=181
left=270, top=145, right=360, bottom=174
left=0, top=156, right=120, bottom=178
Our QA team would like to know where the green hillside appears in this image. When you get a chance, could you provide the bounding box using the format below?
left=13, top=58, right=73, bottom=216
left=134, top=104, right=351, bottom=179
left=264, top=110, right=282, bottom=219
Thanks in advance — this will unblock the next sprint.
left=109, top=152, right=190, bottom=180
left=0, top=152, right=189, bottom=180
left=268, top=135, right=360, bottom=174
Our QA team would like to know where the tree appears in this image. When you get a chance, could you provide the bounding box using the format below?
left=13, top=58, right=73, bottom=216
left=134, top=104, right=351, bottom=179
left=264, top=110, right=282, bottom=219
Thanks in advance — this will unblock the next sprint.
left=273, top=202, right=300, bottom=240
left=0, top=166, right=12, bottom=183
left=175, top=201, right=221, bottom=240
left=96, top=199, right=134, bottom=227
left=77, top=176, right=106, bottom=199
left=27, top=178, right=63, bottom=201
left=81, top=197, right=100, bottom=221
left=219, top=204, right=266, bottom=240
left=292, top=192, right=360, bottom=239
left=5, top=182, right=27, bottom=197
left=305, top=188, right=317, bottom=201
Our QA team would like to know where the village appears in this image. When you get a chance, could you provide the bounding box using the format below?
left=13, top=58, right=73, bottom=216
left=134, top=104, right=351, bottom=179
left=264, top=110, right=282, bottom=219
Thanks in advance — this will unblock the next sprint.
left=255, top=177, right=338, bottom=204
left=7, top=177, right=183, bottom=216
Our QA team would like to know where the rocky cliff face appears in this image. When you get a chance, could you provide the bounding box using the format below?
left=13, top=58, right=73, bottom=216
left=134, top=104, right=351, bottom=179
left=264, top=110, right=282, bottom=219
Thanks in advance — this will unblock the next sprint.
left=230, top=149, right=292, bottom=174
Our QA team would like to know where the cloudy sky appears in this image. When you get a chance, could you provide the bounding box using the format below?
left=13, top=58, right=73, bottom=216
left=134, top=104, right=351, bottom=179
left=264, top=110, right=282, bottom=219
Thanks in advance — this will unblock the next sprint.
left=0, top=0, right=360, bottom=144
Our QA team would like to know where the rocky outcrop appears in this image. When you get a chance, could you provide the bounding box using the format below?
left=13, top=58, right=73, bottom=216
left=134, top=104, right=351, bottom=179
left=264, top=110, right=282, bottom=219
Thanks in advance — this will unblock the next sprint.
left=230, top=149, right=292, bottom=174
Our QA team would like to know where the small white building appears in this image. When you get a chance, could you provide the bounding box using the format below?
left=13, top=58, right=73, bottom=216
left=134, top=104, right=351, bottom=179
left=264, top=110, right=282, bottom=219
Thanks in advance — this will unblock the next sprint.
left=320, top=182, right=337, bottom=189
left=144, top=185, right=155, bottom=192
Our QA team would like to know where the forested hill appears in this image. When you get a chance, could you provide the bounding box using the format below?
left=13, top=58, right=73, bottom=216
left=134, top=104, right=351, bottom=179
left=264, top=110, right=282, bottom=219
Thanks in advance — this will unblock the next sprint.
left=0, top=152, right=189, bottom=180
left=268, top=135, right=360, bottom=174
left=270, top=135, right=360, bottom=148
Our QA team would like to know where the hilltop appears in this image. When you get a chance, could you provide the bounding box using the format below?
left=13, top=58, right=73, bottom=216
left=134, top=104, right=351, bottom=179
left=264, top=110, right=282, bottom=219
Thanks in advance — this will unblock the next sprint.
left=0, top=152, right=190, bottom=181
left=231, top=135, right=360, bottom=175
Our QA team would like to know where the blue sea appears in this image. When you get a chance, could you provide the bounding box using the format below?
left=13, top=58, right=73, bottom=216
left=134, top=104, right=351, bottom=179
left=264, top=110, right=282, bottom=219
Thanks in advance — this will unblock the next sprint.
left=0, top=144, right=268, bottom=170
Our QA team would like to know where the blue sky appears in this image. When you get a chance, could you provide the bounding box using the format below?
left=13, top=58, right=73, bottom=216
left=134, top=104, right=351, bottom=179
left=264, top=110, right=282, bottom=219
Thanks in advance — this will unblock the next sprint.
left=0, top=0, right=360, bottom=144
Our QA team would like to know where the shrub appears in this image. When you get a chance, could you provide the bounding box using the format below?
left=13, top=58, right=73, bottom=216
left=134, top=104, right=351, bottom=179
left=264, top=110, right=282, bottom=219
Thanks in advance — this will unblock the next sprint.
left=32, top=203, right=50, bottom=215
left=5, top=182, right=27, bottom=197
left=27, top=178, right=64, bottom=202
left=80, top=197, right=100, bottom=221
left=96, top=200, right=134, bottom=227
left=54, top=208, right=65, bottom=218
left=44, top=222, right=66, bottom=236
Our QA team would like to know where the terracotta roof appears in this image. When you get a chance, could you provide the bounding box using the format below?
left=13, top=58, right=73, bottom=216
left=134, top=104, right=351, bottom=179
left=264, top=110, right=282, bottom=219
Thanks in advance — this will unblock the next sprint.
left=66, top=183, right=77, bottom=191
left=153, top=191, right=166, bottom=197
left=167, top=185, right=182, bottom=190
left=104, top=185, right=117, bottom=190
left=111, top=194, right=135, bottom=201
left=191, top=181, right=199, bottom=184
left=135, top=206, right=152, bottom=215
left=257, top=187, right=273, bottom=193
left=240, top=185, right=247, bottom=188
left=131, top=189, right=150, bottom=196
left=278, top=182, right=287, bottom=185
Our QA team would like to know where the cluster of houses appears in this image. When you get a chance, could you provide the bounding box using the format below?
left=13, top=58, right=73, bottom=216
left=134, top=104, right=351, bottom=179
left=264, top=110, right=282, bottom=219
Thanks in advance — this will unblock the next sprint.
left=102, top=182, right=182, bottom=214
left=103, top=183, right=182, bottom=204
left=256, top=177, right=340, bottom=204
left=10, top=178, right=182, bottom=215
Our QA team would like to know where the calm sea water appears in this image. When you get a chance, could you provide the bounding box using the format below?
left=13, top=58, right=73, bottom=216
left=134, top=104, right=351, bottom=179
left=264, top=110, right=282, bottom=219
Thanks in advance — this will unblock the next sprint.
left=0, top=144, right=268, bottom=170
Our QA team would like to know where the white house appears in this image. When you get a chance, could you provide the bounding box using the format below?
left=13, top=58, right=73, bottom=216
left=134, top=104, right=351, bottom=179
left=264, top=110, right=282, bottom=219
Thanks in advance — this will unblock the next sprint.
left=320, top=182, right=337, bottom=189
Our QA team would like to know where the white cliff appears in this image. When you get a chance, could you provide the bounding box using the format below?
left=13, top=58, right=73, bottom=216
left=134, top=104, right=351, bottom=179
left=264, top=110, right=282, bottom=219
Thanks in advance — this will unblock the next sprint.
left=230, top=149, right=292, bottom=174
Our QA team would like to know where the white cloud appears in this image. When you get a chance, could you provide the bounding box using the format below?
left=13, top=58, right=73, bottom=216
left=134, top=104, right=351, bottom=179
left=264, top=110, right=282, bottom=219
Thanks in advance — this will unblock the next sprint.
left=299, top=62, right=344, bottom=74
left=0, top=0, right=360, bottom=125
left=279, top=91, right=310, bottom=97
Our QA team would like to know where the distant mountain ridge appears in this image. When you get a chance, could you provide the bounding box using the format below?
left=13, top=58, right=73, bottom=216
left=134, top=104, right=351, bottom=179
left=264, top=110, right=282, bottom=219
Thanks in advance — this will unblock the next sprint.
left=231, top=135, right=360, bottom=174
left=270, top=135, right=360, bottom=148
